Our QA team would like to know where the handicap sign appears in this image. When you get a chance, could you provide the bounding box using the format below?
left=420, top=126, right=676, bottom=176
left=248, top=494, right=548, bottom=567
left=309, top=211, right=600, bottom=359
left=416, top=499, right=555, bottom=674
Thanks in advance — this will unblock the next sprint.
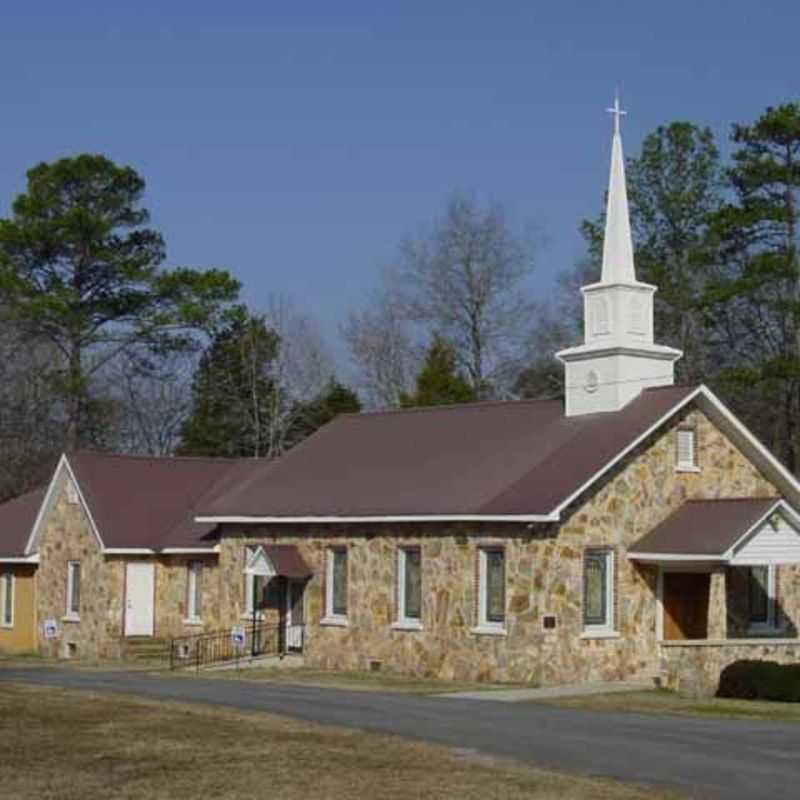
left=43, top=619, right=59, bottom=639
left=231, top=627, right=246, bottom=648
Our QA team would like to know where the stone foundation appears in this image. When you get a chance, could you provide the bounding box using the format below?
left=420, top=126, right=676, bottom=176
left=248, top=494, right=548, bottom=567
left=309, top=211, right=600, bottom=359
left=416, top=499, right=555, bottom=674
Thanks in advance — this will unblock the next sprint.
left=661, top=641, right=800, bottom=695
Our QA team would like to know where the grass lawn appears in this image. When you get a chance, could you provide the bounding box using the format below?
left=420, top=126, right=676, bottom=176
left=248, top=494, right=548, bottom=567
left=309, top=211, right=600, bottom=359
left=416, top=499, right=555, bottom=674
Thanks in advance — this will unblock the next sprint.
left=540, top=689, right=800, bottom=722
left=0, top=683, right=680, bottom=800
left=174, top=664, right=534, bottom=695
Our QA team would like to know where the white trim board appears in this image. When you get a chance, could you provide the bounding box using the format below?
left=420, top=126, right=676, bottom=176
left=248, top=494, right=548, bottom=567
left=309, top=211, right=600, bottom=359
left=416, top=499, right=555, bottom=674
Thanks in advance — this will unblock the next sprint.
left=25, top=455, right=104, bottom=555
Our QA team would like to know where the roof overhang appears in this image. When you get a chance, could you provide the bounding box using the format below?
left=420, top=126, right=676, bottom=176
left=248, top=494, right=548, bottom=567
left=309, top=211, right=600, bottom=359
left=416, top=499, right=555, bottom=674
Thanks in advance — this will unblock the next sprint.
left=196, top=513, right=559, bottom=525
left=629, top=499, right=800, bottom=566
left=195, top=384, right=800, bottom=527
left=104, top=546, right=219, bottom=555
left=0, top=553, right=40, bottom=564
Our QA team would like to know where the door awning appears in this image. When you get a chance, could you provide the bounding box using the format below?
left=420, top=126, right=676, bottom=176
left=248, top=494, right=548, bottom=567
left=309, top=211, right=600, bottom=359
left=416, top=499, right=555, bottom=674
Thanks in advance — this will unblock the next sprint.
left=627, top=497, right=800, bottom=564
left=244, top=544, right=313, bottom=579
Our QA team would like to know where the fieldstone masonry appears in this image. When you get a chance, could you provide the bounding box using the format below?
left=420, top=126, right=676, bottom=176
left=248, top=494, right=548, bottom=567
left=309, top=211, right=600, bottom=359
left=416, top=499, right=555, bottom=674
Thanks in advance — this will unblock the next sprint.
left=26, top=402, right=800, bottom=691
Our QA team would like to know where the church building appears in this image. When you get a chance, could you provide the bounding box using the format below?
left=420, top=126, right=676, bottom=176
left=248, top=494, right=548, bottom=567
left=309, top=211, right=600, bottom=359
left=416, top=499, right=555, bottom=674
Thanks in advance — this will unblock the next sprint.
left=1, top=100, right=800, bottom=695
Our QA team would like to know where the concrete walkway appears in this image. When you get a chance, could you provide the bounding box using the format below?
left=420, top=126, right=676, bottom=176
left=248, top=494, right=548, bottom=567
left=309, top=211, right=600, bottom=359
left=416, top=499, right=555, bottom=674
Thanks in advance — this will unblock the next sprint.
left=442, top=679, right=651, bottom=702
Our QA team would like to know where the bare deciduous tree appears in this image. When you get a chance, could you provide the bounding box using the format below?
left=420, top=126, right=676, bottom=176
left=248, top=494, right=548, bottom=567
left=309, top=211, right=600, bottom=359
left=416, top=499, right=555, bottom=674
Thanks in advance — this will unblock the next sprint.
left=341, top=290, right=418, bottom=408
left=395, top=192, right=536, bottom=396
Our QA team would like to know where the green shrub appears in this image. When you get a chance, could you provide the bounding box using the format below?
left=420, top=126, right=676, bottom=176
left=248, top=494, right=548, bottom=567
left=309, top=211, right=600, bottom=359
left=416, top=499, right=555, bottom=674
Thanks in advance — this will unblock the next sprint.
left=717, top=660, right=800, bottom=702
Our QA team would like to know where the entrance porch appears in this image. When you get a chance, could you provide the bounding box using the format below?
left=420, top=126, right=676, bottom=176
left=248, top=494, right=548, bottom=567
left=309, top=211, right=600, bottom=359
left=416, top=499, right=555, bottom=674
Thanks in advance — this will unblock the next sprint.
left=629, top=497, right=800, bottom=693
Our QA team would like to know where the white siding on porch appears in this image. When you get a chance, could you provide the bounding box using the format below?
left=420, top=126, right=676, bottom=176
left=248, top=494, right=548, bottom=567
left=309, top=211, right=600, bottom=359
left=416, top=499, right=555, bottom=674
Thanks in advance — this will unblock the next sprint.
left=730, top=515, right=800, bottom=565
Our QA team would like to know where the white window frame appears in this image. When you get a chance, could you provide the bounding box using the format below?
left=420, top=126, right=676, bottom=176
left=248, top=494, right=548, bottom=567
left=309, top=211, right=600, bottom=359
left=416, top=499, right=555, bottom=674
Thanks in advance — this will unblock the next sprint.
left=0, top=570, right=14, bottom=629
left=243, top=546, right=262, bottom=620
left=581, top=550, right=618, bottom=638
left=393, top=547, right=423, bottom=630
left=65, top=561, right=81, bottom=621
left=747, top=564, right=778, bottom=632
left=185, top=561, right=203, bottom=625
left=472, top=547, right=506, bottom=636
left=676, top=427, right=699, bottom=472
left=322, top=547, right=348, bottom=626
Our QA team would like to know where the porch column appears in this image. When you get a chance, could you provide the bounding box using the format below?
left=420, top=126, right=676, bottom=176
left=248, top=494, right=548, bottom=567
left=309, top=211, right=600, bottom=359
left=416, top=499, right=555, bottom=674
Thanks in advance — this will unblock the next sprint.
left=707, top=568, right=727, bottom=640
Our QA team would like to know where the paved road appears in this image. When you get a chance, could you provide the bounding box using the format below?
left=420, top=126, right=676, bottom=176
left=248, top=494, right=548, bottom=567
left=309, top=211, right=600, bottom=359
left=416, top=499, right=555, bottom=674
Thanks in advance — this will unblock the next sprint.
left=1, top=667, right=798, bottom=799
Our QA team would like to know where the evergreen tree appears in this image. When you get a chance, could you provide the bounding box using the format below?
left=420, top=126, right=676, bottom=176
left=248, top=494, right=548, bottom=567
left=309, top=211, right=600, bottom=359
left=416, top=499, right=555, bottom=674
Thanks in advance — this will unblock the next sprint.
left=400, top=336, right=477, bottom=408
left=289, top=379, right=361, bottom=444
left=705, top=103, right=800, bottom=471
left=0, top=154, right=240, bottom=449
left=178, top=311, right=280, bottom=457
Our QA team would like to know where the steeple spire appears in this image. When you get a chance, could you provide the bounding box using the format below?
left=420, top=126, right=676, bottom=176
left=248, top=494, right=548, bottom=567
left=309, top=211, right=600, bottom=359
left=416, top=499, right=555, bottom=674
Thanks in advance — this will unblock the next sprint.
left=600, top=94, right=636, bottom=284
left=555, top=94, right=682, bottom=416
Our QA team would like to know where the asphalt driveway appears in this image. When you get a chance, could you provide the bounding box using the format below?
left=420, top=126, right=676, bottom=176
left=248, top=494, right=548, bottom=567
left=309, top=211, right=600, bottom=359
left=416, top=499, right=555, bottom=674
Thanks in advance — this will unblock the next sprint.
left=1, top=667, right=798, bottom=799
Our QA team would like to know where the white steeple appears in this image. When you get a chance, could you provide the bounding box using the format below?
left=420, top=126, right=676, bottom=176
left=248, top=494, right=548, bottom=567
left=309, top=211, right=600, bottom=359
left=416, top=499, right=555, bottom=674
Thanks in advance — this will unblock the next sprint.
left=556, top=95, right=682, bottom=416
left=601, top=95, right=635, bottom=284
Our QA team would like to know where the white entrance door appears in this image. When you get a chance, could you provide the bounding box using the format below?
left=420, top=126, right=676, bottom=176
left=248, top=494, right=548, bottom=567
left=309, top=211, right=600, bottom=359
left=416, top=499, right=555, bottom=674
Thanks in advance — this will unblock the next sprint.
left=285, top=580, right=304, bottom=651
left=125, top=562, right=155, bottom=636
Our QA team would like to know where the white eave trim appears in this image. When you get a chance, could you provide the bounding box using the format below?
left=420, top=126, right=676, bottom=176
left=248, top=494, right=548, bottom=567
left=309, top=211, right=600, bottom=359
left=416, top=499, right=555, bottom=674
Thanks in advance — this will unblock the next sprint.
left=24, top=454, right=105, bottom=555
left=0, top=554, right=40, bottom=564
left=105, top=546, right=219, bottom=555
left=552, top=386, right=704, bottom=518
left=627, top=552, right=725, bottom=563
left=721, top=499, right=796, bottom=559
left=195, top=513, right=558, bottom=525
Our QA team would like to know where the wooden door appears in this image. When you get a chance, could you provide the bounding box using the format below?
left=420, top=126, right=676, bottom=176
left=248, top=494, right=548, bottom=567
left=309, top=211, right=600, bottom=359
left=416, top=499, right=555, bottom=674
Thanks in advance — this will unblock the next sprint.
left=663, top=572, right=710, bottom=640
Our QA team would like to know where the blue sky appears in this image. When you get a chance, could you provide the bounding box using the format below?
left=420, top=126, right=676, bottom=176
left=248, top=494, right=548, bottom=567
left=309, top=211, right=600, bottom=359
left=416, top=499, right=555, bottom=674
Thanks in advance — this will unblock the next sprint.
left=1, top=2, right=797, bottom=369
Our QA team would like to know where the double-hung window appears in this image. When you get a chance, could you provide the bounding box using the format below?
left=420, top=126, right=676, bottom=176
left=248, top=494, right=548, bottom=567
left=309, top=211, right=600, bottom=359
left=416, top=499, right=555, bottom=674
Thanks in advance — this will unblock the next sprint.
left=324, top=547, right=348, bottom=624
left=475, top=547, right=505, bottom=633
left=583, top=550, right=615, bottom=634
left=396, top=547, right=422, bottom=628
left=0, top=570, right=13, bottom=628
left=244, top=546, right=264, bottom=617
left=66, top=561, right=81, bottom=620
left=186, top=561, right=203, bottom=623
left=748, top=565, right=777, bottom=630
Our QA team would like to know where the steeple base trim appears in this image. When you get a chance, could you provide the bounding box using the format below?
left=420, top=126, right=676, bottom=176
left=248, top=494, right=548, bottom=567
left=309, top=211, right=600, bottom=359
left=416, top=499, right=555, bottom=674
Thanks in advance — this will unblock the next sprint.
left=556, top=344, right=683, bottom=417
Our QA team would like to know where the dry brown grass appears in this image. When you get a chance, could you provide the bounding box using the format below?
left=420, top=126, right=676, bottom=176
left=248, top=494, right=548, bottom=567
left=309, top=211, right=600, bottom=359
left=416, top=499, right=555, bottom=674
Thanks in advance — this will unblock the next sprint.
left=176, top=664, right=533, bottom=694
left=0, top=682, right=680, bottom=800
left=540, top=689, right=800, bottom=722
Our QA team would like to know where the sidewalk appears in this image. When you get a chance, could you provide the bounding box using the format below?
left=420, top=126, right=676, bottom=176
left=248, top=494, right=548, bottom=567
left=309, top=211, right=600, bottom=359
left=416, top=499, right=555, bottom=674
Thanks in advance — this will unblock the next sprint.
left=440, top=680, right=650, bottom=702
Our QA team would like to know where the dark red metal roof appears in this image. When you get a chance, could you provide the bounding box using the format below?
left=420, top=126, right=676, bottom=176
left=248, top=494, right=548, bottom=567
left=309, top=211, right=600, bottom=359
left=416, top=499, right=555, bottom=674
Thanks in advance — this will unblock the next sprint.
left=263, top=545, right=313, bottom=578
left=630, top=498, right=779, bottom=556
left=68, top=452, right=265, bottom=549
left=200, top=385, right=698, bottom=519
left=0, top=488, right=45, bottom=556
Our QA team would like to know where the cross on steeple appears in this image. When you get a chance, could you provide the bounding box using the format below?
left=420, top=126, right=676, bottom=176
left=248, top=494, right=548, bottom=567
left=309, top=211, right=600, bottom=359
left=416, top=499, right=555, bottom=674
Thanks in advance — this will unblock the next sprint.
left=606, top=93, right=627, bottom=136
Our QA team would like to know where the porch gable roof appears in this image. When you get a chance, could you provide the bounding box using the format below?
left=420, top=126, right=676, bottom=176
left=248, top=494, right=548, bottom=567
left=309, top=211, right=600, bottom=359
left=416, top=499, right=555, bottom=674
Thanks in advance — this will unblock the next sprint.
left=628, top=498, right=783, bottom=560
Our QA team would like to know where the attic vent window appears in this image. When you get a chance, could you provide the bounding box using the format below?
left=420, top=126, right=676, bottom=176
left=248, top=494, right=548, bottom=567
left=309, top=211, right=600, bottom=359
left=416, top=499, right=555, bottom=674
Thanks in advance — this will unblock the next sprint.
left=676, top=427, right=699, bottom=472
left=66, top=481, right=79, bottom=505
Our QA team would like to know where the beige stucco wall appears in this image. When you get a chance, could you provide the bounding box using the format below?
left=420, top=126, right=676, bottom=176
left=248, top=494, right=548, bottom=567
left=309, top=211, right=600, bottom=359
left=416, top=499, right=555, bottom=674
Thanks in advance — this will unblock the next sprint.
left=216, top=404, right=797, bottom=685
left=0, top=565, right=37, bottom=653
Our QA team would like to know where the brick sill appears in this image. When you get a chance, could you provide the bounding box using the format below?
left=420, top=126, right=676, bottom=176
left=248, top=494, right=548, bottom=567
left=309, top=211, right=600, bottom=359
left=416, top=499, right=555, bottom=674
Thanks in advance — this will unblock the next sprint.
left=182, top=619, right=204, bottom=627
left=675, top=466, right=701, bottom=474
left=62, top=615, right=80, bottom=624
left=470, top=625, right=507, bottom=637
left=391, top=621, right=423, bottom=632
left=580, top=629, right=621, bottom=640
left=320, top=617, right=349, bottom=628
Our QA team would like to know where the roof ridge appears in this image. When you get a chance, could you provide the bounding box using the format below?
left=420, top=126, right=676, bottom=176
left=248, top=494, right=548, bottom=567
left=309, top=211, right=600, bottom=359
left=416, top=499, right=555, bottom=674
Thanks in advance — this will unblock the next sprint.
left=71, top=449, right=262, bottom=466
left=341, top=396, right=563, bottom=419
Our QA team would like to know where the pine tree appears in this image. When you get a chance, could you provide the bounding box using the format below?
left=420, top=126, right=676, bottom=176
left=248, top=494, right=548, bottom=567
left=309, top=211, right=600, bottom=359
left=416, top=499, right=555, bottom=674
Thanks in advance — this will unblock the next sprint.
left=400, top=336, right=477, bottom=408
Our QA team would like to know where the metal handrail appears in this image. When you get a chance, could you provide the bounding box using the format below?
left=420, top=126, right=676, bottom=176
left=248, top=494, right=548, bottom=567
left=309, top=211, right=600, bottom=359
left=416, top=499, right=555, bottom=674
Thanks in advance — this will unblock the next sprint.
left=169, top=622, right=301, bottom=670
